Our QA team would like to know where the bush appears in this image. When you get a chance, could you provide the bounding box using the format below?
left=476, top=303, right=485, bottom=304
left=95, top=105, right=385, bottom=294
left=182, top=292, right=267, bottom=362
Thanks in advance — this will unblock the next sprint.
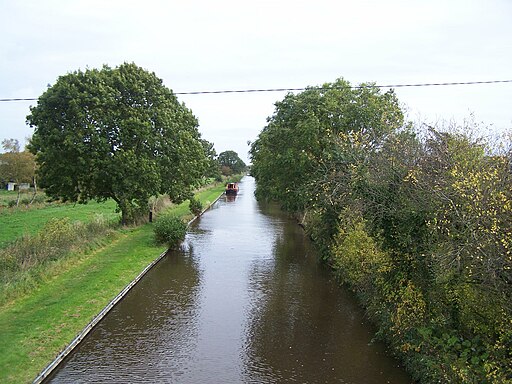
left=189, top=197, right=203, bottom=216
left=331, top=215, right=391, bottom=290
left=153, top=215, right=187, bottom=249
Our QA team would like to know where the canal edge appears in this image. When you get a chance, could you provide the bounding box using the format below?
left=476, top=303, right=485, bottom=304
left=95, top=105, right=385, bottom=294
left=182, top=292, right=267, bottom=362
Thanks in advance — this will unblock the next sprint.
left=187, top=191, right=224, bottom=226
left=33, top=192, right=225, bottom=384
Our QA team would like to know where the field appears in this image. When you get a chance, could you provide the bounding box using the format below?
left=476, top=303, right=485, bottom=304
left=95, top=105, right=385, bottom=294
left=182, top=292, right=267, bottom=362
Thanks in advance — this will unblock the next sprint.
left=0, top=189, right=42, bottom=206
left=0, top=194, right=119, bottom=248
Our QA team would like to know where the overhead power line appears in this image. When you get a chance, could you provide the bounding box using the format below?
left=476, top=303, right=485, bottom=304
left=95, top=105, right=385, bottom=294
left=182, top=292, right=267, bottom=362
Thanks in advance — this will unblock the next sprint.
left=174, top=79, right=512, bottom=95
left=1, top=79, right=511, bottom=102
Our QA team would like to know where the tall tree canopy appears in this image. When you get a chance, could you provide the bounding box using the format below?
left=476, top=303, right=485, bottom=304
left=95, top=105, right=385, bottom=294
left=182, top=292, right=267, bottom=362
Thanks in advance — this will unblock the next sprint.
left=250, top=78, right=403, bottom=212
left=27, top=63, right=208, bottom=223
left=218, top=150, right=246, bottom=175
left=0, top=138, right=37, bottom=206
left=0, top=138, right=36, bottom=185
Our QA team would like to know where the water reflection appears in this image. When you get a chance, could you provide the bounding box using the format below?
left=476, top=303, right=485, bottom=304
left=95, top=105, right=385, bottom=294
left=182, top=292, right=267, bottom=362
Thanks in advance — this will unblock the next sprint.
left=48, top=248, right=202, bottom=383
left=47, top=177, right=411, bottom=383
left=242, top=204, right=408, bottom=383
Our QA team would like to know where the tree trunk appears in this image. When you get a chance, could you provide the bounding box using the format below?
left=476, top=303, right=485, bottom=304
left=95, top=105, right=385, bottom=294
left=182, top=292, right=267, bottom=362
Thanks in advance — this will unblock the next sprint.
left=29, top=176, right=38, bottom=204
left=15, top=187, right=20, bottom=207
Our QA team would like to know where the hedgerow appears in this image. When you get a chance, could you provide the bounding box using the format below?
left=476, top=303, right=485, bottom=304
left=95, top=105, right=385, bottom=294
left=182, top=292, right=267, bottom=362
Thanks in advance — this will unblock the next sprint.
left=250, top=78, right=512, bottom=383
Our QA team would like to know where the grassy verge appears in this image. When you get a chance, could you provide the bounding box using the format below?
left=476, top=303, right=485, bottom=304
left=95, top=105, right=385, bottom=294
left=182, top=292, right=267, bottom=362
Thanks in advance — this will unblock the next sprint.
left=0, top=183, right=225, bottom=384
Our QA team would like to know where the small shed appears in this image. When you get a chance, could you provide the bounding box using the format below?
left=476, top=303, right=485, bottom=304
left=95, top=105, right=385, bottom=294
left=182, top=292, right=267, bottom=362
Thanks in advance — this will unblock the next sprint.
left=7, top=182, right=16, bottom=191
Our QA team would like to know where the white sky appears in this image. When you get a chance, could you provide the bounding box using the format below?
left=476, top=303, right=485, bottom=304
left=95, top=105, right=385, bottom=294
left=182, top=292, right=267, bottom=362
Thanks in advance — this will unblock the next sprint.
left=1, top=0, right=511, bottom=163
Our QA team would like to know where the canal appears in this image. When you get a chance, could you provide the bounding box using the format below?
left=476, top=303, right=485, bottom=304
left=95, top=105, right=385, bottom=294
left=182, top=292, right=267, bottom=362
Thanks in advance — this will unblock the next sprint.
left=47, top=176, right=411, bottom=383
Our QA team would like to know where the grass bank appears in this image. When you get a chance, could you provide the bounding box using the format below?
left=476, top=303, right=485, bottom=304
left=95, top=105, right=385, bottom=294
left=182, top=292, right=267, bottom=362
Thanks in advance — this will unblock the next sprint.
left=0, top=183, right=225, bottom=384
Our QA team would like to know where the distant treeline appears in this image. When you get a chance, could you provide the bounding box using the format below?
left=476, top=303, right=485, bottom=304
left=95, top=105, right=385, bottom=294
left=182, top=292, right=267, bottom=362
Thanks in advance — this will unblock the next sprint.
left=250, top=78, right=512, bottom=383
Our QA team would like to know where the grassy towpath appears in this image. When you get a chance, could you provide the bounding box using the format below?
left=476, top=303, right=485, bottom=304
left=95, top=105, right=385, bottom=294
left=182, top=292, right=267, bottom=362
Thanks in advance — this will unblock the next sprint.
left=0, top=184, right=225, bottom=384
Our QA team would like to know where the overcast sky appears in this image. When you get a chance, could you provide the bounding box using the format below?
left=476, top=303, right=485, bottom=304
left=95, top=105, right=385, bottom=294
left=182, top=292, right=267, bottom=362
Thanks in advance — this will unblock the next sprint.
left=1, top=0, right=511, bottom=162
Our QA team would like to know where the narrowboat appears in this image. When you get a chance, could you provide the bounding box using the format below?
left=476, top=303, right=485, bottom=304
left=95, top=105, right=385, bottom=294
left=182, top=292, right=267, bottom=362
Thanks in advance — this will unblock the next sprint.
left=225, top=182, right=239, bottom=195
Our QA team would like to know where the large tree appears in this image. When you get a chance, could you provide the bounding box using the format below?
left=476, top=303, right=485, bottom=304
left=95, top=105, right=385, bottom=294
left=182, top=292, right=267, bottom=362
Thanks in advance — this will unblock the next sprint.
left=218, top=150, right=246, bottom=175
left=0, top=138, right=37, bottom=205
left=250, top=78, right=403, bottom=212
left=27, top=63, right=208, bottom=223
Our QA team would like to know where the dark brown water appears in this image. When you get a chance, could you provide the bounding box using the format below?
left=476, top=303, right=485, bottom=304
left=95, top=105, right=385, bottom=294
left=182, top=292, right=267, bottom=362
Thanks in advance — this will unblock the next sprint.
left=47, top=176, right=411, bottom=383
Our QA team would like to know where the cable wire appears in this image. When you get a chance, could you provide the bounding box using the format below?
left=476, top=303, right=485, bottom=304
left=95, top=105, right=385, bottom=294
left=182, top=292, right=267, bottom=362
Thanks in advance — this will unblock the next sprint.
left=1, top=79, right=511, bottom=102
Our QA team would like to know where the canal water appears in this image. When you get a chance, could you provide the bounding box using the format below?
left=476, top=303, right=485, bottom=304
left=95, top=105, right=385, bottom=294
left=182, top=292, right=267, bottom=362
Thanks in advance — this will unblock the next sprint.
left=47, top=176, right=411, bottom=383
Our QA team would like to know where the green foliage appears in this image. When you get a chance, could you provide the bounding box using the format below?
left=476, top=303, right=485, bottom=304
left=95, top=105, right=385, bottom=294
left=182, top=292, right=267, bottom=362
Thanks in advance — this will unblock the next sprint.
left=201, top=139, right=222, bottom=180
left=218, top=150, right=246, bottom=175
left=250, top=78, right=403, bottom=212
left=330, top=211, right=392, bottom=290
left=0, top=150, right=35, bottom=185
left=153, top=215, right=187, bottom=248
left=251, top=77, right=512, bottom=383
left=0, top=139, right=37, bottom=209
left=188, top=197, right=203, bottom=216
left=27, top=62, right=208, bottom=224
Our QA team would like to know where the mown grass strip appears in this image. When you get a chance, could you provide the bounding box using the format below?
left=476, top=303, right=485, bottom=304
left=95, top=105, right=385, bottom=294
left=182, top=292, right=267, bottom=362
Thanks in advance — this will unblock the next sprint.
left=0, top=184, right=225, bottom=384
